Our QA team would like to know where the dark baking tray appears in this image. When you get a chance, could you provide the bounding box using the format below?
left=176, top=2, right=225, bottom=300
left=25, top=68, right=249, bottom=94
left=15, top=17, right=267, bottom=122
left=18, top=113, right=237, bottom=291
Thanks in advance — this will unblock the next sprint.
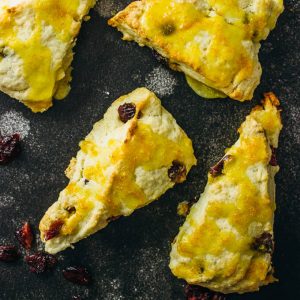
left=0, top=1, right=299, bottom=299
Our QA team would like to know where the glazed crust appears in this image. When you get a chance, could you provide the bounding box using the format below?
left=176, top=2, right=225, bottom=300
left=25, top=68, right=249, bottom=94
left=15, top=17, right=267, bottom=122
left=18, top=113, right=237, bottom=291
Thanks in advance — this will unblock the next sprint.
left=39, top=88, right=196, bottom=254
left=0, top=0, right=95, bottom=112
left=109, top=0, right=283, bottom=101
left=169, top=93, right=282, bottom=293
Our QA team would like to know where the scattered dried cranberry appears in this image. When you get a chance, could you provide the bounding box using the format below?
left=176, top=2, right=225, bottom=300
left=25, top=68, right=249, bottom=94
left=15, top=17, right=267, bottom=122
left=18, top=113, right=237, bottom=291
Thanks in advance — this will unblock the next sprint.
left=63, top=266, right=91, bottom=285
left=209, top=155, right=232, bottom=177
left=44, top=219, right=64, bottom=241
left=269, top=146, right=278, bottom=166
left=0, top=245, right=20, bottom=262
left=168, top=160, right=187, bottom=183
left=0, top=133, right=21, bottom=164
left=25, top=252, right=57, bottom=273
left=252, top=232, right=274, bottom=254
left=15, top=222, right=33, bottom=250
left=185, top=285, right=226, bottom=300
left=118, top=103, right=136, bottom=123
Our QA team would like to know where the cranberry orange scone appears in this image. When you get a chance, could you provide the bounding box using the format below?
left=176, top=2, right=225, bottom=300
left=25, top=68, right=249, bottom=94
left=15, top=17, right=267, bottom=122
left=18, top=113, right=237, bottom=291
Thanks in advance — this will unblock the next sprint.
left=109, top=0, right=283, bottom=101
left=40, top=88, right=196, bottom=254
left=0, top=0, right=96, bottom=112
left=170, top=93, right=282, bottom=293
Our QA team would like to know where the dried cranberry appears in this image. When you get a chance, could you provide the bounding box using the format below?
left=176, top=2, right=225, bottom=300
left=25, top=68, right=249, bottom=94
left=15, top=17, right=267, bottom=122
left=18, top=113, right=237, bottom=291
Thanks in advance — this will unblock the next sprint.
left=0, top=134, right=21, bottom=164
left=26, top=254, right=46, bottom=273
left=25, top=252, right=57, bottom=273
left=168, top=160, right=187, bottom=183
left=65, top=206, right=76, bottom=214
left=252, top=232, right=274, bottom=254
left=209, top=155, right=232, bottom=177
left=44, top=219, right=64, bottom=241
left=118, top=103, right=136, bottom=123
left=0, top=49, right=6, bottom=58
left=15, top=222, right=33, bottom=250
left=269, top=146, right=278, bottom=166
left=161, top=22, right=176, bottom=35
left=63, top=266, right=91, bottom=285
left=0, top=245, right=20, bottom=262
left=185, top=285, right=226, bottom=300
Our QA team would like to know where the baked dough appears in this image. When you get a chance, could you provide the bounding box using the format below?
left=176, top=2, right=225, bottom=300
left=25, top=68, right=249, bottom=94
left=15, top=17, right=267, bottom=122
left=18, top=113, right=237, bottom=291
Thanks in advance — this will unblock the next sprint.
left=109, top=0, right=283, bottom=101
left=0, top=0, right=95, bottom=112
left=40, top=88, right=196, bottom=254
left=170, top=93, right=282, bottom=293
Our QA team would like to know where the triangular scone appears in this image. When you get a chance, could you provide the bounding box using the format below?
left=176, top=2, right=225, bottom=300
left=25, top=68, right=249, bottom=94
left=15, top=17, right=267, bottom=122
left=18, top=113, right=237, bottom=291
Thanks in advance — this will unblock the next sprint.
left=170, top=93, right=282, bottom=294
left=109, top=0, right=283, bottom=101
left=0, top=0, right=95, bottom=112
left=40, top=88, right=197, bottom=254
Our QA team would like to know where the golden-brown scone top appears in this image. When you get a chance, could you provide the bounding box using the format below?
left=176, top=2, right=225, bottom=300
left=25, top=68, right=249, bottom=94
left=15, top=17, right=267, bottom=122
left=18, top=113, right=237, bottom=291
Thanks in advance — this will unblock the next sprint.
left=109, top=0, right=283, bottom=101
left=0, top=0, right=95, bottom=112
left=39, top=88, right=196, bottom=254
left=170, top=93, right=282, bottom=294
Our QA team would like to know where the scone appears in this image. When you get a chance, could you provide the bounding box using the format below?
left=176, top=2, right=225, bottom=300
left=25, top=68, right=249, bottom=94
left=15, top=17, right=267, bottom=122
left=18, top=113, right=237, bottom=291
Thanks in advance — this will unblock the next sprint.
left=170, top=93, right=282, bottom=293
left=109, top=0, right=283, bottom=101
left=40, top=88, right=197, bottom=254
left=0, top=0, right=96, bottom=112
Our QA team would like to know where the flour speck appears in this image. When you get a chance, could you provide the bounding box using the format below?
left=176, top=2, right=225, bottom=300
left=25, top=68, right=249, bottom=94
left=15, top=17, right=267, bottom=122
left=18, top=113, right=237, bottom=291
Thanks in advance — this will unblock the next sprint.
left=35, top=234, right=45, bottom=251
left=288, top=103, right=300, bottom=145
left=0, top=194, right=15, bottom=208
left=0, top=110, right=30, bottom=138
left=145, top=66, right=177, bottom=97
left=106, top=278, right=124, bottom=299
left=132, top=246, right=171, bottom=299
left=95, top=0, right=124, bottom=18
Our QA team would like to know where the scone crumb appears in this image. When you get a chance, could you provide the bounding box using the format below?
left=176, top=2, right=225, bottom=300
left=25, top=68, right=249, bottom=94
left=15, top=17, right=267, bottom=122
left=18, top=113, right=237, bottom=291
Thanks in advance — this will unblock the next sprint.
left=177, top=201, right=190, bottom=217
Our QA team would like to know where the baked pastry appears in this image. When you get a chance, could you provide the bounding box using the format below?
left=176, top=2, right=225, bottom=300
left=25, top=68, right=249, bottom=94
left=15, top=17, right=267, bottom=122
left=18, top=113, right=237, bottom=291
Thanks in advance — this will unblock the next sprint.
left=0, top=0, right=96, bottom=112
left=170, top=93, right=282, bottom=293
left=109, top=0, right=283, bottom=101
left=40, top=88, right=196, bottom=254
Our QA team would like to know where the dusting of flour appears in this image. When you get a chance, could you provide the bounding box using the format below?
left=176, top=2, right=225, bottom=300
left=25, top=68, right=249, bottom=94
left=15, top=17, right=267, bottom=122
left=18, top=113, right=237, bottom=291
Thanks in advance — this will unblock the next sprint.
left=288, top=103, right=300, bottom=145
left=95, top=0, right=124, bottom=18
left=0, top=194, right=15, bottom=208
left=0, top=110, right=30, bottom=138
left=145, top=66, right=178, bottom=97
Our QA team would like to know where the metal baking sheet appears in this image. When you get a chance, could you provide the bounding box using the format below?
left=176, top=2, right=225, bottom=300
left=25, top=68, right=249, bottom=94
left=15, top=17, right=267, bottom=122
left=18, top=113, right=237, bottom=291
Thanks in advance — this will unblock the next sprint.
left=0, top=1, right=299, bottom=299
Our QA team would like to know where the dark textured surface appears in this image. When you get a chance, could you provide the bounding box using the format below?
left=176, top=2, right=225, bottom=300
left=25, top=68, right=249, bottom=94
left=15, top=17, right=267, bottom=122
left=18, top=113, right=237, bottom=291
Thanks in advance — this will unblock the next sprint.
left=0, top=1, right=299, bottom=299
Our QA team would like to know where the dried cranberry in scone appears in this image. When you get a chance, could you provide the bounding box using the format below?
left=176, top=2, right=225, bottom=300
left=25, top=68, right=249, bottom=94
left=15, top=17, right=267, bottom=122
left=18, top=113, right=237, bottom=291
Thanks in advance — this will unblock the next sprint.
left=44, top=220, right=64, bottom=241
left=168, top=160, right=187, bottom=183
left=118, top=103, right=136, bottom=123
